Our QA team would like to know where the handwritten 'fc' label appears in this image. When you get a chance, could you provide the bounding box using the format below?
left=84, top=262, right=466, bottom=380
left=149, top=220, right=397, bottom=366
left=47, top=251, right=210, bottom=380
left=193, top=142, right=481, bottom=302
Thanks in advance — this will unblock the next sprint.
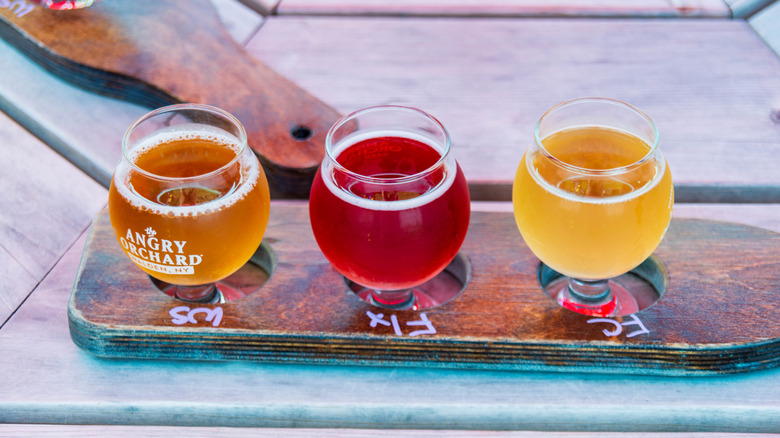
left=587, top=314, right=650, bottom=338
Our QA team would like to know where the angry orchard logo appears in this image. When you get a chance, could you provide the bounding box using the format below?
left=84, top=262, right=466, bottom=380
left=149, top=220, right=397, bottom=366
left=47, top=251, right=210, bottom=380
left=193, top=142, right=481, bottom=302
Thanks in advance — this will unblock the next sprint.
left=119, top=227, right=203, bottom=275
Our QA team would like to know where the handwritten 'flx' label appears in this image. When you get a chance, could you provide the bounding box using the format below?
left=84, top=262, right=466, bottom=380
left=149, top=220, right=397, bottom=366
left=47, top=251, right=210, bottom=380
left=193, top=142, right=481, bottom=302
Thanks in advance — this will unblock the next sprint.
left=366, top=311, right=437, bottom=337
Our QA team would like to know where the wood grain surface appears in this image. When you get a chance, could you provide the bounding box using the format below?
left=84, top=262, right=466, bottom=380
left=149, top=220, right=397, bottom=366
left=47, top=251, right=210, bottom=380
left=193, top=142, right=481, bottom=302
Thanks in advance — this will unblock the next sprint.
left=0, top=0, right=341, bottom=197
left=0, top=424, right=768, bottom=438
left=274, top=0, right=731, bottom=17
left=68, top=204, right=780, bottom=375
left=0, top=0, right=264, bottom=188
left=0, top=111, right=106, bottom=326
left=2, top=11, right=778, bottom=202
left=749, top=0, right=780, bottom=55
left=248, top=17, right=780, bottom=202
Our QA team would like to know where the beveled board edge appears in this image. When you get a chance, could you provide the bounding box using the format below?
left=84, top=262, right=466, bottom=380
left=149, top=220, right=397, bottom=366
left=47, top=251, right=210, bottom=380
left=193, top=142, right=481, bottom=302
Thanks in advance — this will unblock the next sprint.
left=67, top=206, right=780, bottom=376
left=67, top=307, right=780, bottom=376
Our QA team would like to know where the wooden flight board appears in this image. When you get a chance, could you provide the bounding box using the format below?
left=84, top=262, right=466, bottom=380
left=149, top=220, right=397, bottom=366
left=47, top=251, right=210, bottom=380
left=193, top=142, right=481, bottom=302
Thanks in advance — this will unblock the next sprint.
left=0, top=0, right=340, bottom=197
left=69, top=204, right=780, bottom=376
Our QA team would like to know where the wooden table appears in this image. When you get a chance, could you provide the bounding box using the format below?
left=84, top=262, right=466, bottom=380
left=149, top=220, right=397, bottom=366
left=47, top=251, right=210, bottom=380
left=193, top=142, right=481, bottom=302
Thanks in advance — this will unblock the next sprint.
left=1, top=0, right=779, bottom=435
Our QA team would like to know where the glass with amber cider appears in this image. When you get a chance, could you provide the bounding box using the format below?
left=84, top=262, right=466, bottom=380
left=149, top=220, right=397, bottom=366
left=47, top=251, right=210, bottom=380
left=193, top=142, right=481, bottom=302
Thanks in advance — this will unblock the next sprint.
left=108, top=104, right=271, bottom=302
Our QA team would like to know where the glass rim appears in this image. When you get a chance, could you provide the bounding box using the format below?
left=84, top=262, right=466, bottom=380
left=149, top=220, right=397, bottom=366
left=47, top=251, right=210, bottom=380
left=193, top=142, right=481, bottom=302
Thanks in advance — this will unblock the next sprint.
left=324, top=105, right=451, bottom=185
left=534, top=97, right=660, bottom=176
left=121, top=103, right=248, bottom=183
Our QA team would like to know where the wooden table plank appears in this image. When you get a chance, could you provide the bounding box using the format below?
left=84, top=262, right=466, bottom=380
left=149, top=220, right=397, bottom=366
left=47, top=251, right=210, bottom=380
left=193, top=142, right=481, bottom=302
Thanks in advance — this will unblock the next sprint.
left=246, top=17, right=780, bottom=202
left=728, top=0, right=778, bottom=17
left=0, top=111, right=105, bottom=326
left=3, top=16, right=778, bottom=200
left=1, top=202, right=779, bottom=432
left=236, top=0, right=281, bottom=16
left=0, top=425, right=769, bottom=438
left=0, top=244, right=36, bottom=325
left=0, top=36, right=146, bottom=186
left=749, top=0, right=780, bottom=56
left=212, top=0, right=265, bottom=44
left=670, top=203, right=780, bottom=231
left=3, top=16, right=778, bottom=201
left=0, top=0, right=266, bottom=188
left=275, top=0, right=731, bottom=18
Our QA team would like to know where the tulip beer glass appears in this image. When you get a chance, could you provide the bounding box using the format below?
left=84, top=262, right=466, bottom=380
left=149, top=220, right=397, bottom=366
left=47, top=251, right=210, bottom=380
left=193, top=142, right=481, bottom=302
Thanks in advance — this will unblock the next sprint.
left=513, top=98, right=673, bottom=317
left=309, top=106, right=471, bottom=310
left=108, top=104, right=271, bottom=302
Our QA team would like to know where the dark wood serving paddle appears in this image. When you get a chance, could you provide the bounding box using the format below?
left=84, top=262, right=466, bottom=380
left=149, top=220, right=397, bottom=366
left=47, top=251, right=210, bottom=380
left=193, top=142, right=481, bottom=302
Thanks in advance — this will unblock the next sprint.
left=0, top=0, right=340, bottom=197
left=69, top=206, right=780, bottom=376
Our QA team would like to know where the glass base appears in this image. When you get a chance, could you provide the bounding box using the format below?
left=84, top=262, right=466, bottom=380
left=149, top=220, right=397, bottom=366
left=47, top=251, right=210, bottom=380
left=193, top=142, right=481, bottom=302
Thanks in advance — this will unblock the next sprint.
left=151, top=243, right=274, bottom=303
left=553, top=279, right=638, bottom=317
left=539, top=255, right=668, bottom=317
left=346, top=252, right=472, bottom=311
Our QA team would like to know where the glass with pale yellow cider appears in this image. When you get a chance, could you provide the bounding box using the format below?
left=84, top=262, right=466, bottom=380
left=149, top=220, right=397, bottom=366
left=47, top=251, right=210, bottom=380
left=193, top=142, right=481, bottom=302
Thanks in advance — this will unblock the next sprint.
left=108, top=104, right=271, bottom=303
left=513, top=98, right=673, bottom=317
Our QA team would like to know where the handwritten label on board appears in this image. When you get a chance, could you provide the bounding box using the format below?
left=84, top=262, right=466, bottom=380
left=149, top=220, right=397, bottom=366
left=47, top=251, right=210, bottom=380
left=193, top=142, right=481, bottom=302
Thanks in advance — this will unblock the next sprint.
left=587, top=314, right=650, bottom=338
left=170, top=306, right=223, bottom=327
left=1, top=0, right=34, bottom=17
left=366, top=311, right=437, bottom=337
left=364, top=311, right=650, bottom=339
left=164, top=306, right=648, bottom=339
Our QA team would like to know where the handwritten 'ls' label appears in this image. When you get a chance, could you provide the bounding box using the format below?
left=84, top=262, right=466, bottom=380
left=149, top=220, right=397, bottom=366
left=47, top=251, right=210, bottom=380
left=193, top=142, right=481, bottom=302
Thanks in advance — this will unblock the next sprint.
left=170, top=306, right=223, bottom=327
left=2, top=0, right=34, bottom=17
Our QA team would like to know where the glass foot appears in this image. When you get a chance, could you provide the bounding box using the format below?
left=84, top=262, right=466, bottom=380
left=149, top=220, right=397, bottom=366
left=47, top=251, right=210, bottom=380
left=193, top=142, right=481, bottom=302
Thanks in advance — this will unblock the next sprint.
left=346, top=252, right=472, bottom=311
left=553, top=279, right=638, bottom=317
left=539, top=255, right=668, bottom=317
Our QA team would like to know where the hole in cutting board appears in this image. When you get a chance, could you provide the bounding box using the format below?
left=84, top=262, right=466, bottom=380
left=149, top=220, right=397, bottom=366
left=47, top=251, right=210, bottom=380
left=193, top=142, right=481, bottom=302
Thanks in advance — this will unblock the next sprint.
left=291, top=125, right=313, bottom=141
left=538, top=255, right=668, bottom=316
left=151, top=241, right=276, bottom=303
left=345, top=252, right=472, bottom=310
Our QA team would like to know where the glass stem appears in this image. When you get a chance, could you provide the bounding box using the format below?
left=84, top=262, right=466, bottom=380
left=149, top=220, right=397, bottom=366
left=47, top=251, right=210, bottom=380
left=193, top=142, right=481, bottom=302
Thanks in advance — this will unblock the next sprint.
left=568, top=278, right=611, bottom=302
left=175, top=283, right=219, bottom=303
left=558, top=278, right=617, bottom=316
left=371, top=289, right=416, bottom=310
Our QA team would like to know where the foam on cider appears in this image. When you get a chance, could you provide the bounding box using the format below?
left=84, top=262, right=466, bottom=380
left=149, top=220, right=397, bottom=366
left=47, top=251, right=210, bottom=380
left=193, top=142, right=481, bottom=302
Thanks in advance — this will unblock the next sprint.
left=322, top=130, right=456, bottom=211
left=114, top=128, right=260, bottom=217
left=528, top=126, right=666, bottom=206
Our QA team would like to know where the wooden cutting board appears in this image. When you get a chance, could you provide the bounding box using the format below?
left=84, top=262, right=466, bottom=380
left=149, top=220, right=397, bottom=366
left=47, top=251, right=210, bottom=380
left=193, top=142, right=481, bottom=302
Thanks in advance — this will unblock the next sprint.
left=69, top=205, right=780, bottom=376
left=0, top=0, right=340, bottom=197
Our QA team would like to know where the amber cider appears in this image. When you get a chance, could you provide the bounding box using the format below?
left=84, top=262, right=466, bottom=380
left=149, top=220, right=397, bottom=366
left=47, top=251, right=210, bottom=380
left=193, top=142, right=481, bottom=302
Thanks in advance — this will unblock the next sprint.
left=108, top=131, right=270, bottom=286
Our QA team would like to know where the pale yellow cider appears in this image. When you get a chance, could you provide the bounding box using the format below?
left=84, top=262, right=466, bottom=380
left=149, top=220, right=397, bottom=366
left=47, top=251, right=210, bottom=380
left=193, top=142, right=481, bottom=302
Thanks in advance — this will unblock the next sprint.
left=513, top=127, right=673, bottom=280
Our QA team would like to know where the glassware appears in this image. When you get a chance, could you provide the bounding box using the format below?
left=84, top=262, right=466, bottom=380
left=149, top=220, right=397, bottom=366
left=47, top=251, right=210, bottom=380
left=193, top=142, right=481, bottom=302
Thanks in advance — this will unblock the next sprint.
left=513, top=98, right=673, bottom=317
left=309, top=105, right=471, bottom=310
left=108, top=104, right=271, bottom=303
